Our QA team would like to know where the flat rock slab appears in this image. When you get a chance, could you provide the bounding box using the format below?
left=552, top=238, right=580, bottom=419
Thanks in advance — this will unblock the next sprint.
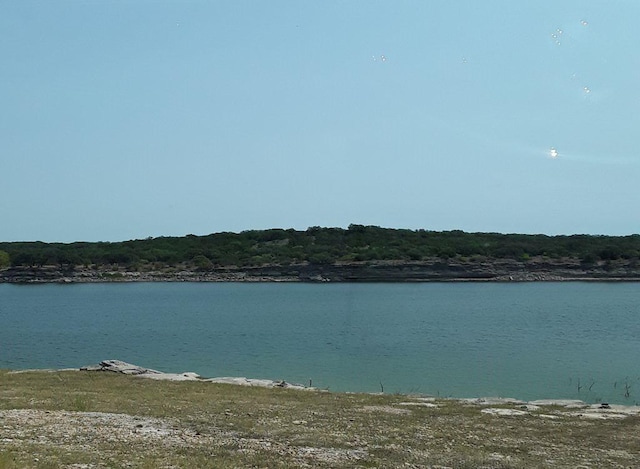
left=204, top=377, right=308, bottom=390
left=81, top=360, right=205, bottom=381
left=81, top=360, right=166, bottom=376
left=139, top=371, right=202, bottom=381
left=528, top=399, right=586, bottom=408
left=80, top=360, right=308, bottom=389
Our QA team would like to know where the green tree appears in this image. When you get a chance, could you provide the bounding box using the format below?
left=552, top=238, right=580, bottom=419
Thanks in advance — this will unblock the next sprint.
left=192, top=255, right=213, bottom=270
left=0, top=250, right=10, bottom=268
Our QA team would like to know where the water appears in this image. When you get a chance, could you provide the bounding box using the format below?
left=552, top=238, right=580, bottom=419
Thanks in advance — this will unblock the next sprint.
left=1, top=282, right=638, bottom=404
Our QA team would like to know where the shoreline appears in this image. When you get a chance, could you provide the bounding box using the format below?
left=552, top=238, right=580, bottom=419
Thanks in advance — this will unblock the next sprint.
left=9, top=360, right=640, bottom=417
left=3, top=262, right=640, bottom=284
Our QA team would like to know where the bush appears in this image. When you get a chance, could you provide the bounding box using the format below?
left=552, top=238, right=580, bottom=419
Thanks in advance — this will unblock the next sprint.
left=0, top=250, right=9, bottom=269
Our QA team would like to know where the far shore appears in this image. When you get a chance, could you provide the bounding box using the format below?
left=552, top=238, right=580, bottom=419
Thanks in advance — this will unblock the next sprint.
left=3, top=259, right=640, bottom=284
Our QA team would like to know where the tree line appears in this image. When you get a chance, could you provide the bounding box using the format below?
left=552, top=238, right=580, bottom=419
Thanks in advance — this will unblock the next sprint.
left=1, top=225, right=639, bottom=270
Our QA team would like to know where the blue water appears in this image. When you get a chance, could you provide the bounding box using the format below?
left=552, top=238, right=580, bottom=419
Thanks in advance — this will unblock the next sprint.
left=1, top=282, right=638, bottom=404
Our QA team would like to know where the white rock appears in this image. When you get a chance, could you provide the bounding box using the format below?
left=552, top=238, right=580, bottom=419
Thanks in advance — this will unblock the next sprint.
left=481, top=408, right=528, bottom=416
left=528, top=399, right=586, bottom=408
left=461, top=397, right=525, bottom=406
left=397, top=402, right=438, bottom=408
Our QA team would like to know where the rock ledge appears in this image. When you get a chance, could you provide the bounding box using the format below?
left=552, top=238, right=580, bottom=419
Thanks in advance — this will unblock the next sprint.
left=80, top=359, right=310, bottom=389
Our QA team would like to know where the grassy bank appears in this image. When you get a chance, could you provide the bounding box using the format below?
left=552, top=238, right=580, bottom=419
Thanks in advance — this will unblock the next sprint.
left=1, top=370, right=639, bottom=468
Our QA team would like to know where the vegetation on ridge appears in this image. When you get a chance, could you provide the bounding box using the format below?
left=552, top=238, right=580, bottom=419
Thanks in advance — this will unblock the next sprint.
left=1, top=225, right=639, bottom=271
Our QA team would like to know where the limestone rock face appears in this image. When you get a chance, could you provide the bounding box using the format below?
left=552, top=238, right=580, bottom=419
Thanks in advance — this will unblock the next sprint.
left=4, top=258, right=640, bottom=283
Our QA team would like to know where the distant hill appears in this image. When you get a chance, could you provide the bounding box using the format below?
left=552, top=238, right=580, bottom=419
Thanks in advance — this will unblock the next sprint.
left=1, top=225, right=639, bottom=282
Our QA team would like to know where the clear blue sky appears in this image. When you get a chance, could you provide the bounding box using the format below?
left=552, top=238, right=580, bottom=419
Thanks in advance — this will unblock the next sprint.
left=2, top=1, right=639, bottom=242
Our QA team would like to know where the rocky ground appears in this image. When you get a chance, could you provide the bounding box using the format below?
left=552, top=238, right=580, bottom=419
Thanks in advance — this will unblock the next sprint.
left=2, top=403, right=637, bottom=469
left=2, top=363, right=639, bottom=468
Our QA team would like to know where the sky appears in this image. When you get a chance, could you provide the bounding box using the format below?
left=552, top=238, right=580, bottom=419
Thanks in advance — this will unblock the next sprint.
left=2, top=1, right=639, bottom=242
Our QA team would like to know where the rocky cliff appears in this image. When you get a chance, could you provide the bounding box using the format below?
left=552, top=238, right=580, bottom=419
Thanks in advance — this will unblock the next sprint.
left=2, top=257, right=639, bottom=283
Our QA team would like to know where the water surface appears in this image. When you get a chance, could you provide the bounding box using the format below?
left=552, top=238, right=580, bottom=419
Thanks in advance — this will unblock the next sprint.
left=1, top=282, right=638, bottom=404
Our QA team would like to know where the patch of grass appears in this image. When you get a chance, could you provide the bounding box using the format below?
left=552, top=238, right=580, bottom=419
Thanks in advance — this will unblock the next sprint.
left=0, top=449, right=18, bottom=469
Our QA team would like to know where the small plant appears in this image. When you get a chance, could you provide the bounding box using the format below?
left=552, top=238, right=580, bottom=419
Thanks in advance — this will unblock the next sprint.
left=0, top=449, right=18, bottom=469
left=71, top=395, right=91, bottom=412
left=100, top=271, right=124, bottom=279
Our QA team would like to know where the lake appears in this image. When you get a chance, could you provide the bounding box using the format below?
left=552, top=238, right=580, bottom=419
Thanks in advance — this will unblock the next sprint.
left=1, top=282, right=638, bottom=404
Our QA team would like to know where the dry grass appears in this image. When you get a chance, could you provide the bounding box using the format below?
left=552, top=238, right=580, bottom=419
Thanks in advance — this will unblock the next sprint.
left=1, top=370, right=639, bottom=468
